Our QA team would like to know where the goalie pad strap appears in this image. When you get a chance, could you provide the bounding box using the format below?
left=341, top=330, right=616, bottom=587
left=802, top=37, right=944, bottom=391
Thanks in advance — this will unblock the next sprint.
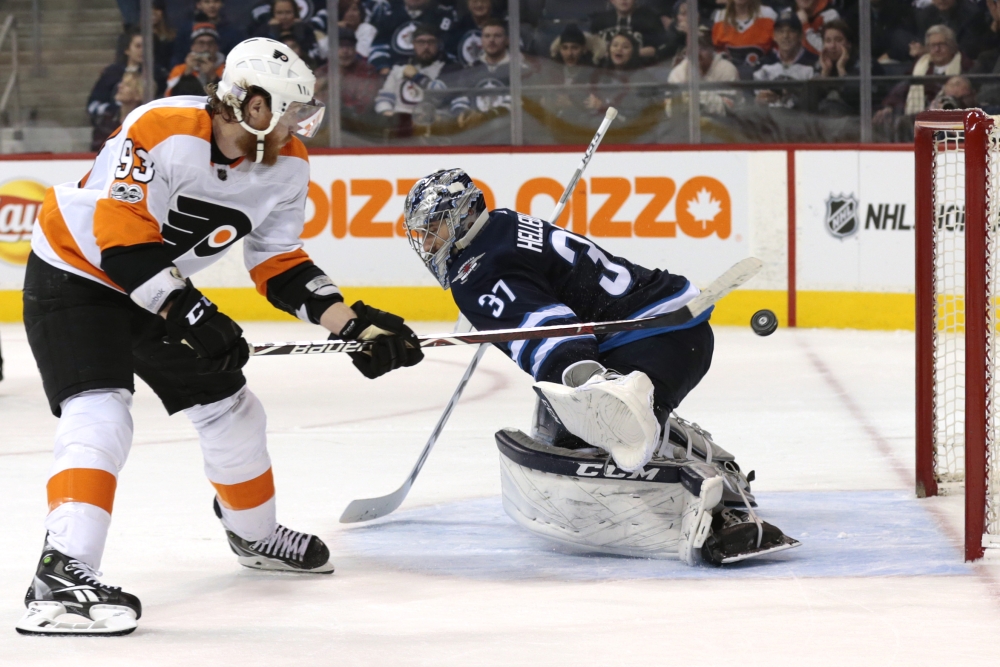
left=265, top=261, right=344, bottom=324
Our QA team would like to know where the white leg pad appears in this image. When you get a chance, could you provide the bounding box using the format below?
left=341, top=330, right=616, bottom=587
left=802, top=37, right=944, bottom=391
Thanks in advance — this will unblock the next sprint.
left=534, top=371, right=661, bottom=472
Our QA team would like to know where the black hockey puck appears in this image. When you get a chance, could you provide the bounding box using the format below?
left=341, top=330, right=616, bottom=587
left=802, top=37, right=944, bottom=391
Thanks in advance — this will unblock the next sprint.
left=751, top=309, right=778, bottom=336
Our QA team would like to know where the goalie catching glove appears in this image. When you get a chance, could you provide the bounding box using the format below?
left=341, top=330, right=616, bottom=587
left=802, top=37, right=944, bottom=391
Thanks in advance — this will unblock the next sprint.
left=163, top=283, right=250, bottom=373
left=332, top=301, right=424, bottom=379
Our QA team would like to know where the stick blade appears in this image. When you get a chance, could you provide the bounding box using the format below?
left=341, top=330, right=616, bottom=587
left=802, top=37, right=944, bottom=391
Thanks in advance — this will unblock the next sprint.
left=339, top=483, right=410, bottom=523
left=688, top=257, right=763, bottom=317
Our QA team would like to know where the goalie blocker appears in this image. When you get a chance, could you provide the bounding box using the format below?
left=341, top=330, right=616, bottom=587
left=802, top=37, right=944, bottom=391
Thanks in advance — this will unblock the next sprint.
left=496, top=414, right=800, bottom=565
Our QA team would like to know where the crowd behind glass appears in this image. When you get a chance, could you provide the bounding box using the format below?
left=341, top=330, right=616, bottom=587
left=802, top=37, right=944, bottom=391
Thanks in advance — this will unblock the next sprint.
left=90, top=0, right=1000, bottom=148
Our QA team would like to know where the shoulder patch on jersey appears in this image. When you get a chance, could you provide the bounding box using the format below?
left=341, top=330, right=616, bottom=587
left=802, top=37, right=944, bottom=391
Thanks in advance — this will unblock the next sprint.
left=279, top=135, right=309, bottom=161
left=453, top=252, right=485, bottom=285
left=109, top=181, right=144, bottom=204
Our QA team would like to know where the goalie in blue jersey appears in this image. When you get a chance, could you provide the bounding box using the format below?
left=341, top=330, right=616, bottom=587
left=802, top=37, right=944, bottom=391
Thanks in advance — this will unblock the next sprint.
left=401, top=168, right=800, bottom=565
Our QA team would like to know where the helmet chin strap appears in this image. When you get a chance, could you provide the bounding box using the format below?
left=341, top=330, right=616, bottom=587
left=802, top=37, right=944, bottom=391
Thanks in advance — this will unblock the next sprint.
left=239, top=120, right=268, bottom=163
left=225, top=92, right=279, bottom=164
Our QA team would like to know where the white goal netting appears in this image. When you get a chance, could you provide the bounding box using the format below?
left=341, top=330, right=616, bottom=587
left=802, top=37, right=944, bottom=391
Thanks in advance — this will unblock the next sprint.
left=931, top=129, right=967, bottom=491
left=931, top=122, right=1000, bottom=548
left=988, top=124, right=1000, bottom=546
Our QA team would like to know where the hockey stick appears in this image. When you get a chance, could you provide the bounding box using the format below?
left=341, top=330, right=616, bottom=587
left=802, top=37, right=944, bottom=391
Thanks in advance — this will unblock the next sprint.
left=550, top=106, right=617, bottom=225
left=253, top=256, right=762, bottom=357
left=338, top=343, right=488, bottom=523
left=337, top=110, right=620, bottom=524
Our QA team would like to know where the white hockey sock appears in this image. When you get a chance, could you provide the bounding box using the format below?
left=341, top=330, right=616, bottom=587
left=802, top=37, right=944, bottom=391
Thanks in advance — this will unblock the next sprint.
left=45, top=389, right=134, bottom=569
left=185, top=387, right=276, bottom=542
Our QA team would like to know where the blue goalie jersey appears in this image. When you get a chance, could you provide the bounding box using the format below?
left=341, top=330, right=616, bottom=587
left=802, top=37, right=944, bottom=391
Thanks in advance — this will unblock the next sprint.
left=447, top=209, right=712, bottom=383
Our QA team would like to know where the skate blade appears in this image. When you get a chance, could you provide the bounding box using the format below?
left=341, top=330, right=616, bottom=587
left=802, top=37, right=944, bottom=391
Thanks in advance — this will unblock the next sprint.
left=237, top=555, right=335, bottom=574
left=719, top=537, right=802, bottom=564
left=15, top=602, right=138, bottom=636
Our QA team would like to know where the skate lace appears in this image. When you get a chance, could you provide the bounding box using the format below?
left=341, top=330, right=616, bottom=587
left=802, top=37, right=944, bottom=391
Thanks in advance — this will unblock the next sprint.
left=65, top=560, right=107, bottom=588
left=251, top=525, right=310, bottom=561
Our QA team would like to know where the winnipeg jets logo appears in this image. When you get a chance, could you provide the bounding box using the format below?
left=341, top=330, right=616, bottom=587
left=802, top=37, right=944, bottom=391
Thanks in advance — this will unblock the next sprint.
left=454, top=253, right=484, bottom=284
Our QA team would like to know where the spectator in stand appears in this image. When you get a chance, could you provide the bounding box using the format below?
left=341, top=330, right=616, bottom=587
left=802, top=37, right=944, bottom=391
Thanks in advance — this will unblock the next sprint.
left=667, top=32, right=739, bottom=116
left=874, top=25, right=973, bottom=123
left=590, top=0, right=669, bottom=64
left=166, top=23, right=225, bottom=96
left=584, top=30, right=660, bottom=125
left=253, top=0, right=322, bottom=64
left=447, top=0, right=504, bottom=68
left=151, top=0, right=176, bottom=75
left=171, top=0, right=245, bottom=66
left=660, top=0, right=694, bottom=65
left=88, top=29, right=163, bottom=150
left=251, top=0, right=330, bottom=34
left=367, top=0, right=457, bottom=76
left=794, top=0, right=839, bottom=57
left=927, top=75, right=977, bottom=110
left=314, top=27, right=382, bottom=131
left=753, top=11, right=816, bottom=109
left=971, top=0, right=1000, bottom=108
left=843, top=0, right=913, bottom=64
left=534, top=23, right=602, bottom=124
left=712, top=0, right=776, bottom=77
left=911, top=0, right=991, bottom=61
left=375, top=24, right=455, bottom=137
left=449, top=19, right=518, bottom=129
left=813, top=20, right=883, bottom=117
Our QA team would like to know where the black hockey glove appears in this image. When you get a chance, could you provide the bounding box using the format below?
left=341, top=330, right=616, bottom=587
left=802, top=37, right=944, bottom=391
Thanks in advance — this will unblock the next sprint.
left=163, top=283, right=250, bottom=373
left=332, top=300, right=424, bottom=379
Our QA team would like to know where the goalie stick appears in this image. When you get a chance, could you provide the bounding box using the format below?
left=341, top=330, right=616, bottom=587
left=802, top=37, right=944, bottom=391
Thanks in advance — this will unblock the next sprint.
left=337, top=108, right=620, bottom=524
left=253, top=257, right=763, bottom=357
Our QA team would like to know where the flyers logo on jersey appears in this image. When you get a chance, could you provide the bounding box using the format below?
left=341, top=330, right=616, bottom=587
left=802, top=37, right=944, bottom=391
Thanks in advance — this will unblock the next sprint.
left=162, top=196, right=253, bottom=259
left=0, top=179, right=45, bottom=266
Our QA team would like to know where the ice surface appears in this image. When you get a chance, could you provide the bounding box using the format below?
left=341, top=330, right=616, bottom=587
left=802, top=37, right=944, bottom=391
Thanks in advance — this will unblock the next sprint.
left=1, top=321, right=998, bottom=666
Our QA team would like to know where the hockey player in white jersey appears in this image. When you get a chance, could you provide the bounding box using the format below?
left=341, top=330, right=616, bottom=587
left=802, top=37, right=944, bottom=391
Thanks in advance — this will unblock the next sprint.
left=16, top=38, right=423, bottom=636
left=402, top=169, right=798, bottom=566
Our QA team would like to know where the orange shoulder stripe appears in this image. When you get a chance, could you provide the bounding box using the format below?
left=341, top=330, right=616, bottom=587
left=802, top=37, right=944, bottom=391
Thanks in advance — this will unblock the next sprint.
left=280, top=135, right=309, bottom=161
left=128, top=105, right=212, bottom=150
left=248, top=248, right=311, bottom=296
left=37, top=189, right=119, bottom=288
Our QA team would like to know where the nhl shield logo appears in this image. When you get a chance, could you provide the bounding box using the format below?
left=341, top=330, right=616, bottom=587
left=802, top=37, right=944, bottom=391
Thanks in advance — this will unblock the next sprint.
left=825, top=193, right=860, bottom=239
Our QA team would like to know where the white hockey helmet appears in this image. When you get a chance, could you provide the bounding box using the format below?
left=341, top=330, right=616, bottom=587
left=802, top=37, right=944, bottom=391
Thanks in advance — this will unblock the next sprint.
left=215, top=37, right=325, bottom=162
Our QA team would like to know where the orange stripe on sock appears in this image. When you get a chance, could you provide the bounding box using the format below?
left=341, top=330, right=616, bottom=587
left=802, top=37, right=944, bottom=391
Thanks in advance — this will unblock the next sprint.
left=47, top=468, right=117, bottom=514
left=212, top=468, right=275, bottom=511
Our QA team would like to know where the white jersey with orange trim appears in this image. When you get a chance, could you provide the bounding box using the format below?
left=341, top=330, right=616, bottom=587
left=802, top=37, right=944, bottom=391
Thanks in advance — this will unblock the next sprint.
left=31, top=95, right=317, bottom=303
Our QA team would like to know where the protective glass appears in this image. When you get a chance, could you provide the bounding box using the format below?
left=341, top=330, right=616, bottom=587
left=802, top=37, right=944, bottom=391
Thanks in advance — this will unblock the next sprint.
left=278, top=100, right=326, bottom=138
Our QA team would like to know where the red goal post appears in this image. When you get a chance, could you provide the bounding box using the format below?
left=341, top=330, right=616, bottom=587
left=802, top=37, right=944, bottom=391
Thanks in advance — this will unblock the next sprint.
left=915, top=109, right=999, bottom=561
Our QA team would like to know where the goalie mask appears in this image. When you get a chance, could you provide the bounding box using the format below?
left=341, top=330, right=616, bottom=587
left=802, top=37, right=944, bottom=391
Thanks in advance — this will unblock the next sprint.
left=215, top=38, right=325, bottom=163
left=403, top=169, right=488, bottom=289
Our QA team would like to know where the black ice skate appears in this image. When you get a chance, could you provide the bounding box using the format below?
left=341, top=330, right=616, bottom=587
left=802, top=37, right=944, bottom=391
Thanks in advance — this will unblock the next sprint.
left=701, top=508, right=801, bottom=565
left=16, top=541, right=141, bottom=636
left=213, top=498, right=335, bottom=573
